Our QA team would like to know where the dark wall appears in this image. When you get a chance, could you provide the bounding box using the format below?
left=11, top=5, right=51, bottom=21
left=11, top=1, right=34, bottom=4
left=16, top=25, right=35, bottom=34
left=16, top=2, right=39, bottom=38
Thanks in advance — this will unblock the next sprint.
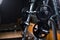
left=0, top=0, right=28, bottom=24
left=0, top=0, right=59, bottom=24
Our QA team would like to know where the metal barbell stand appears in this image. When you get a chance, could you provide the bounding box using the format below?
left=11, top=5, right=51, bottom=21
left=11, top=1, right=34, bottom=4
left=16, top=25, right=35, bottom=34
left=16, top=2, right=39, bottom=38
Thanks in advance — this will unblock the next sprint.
left=22, top=0, right=38, bottom=40
left=48, top=0, right=60, bottom=40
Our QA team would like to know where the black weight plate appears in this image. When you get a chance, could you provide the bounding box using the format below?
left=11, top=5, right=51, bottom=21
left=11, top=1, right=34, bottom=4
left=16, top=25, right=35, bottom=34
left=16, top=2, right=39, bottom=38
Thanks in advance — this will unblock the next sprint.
left=33, top=22, right=49, bottom=39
